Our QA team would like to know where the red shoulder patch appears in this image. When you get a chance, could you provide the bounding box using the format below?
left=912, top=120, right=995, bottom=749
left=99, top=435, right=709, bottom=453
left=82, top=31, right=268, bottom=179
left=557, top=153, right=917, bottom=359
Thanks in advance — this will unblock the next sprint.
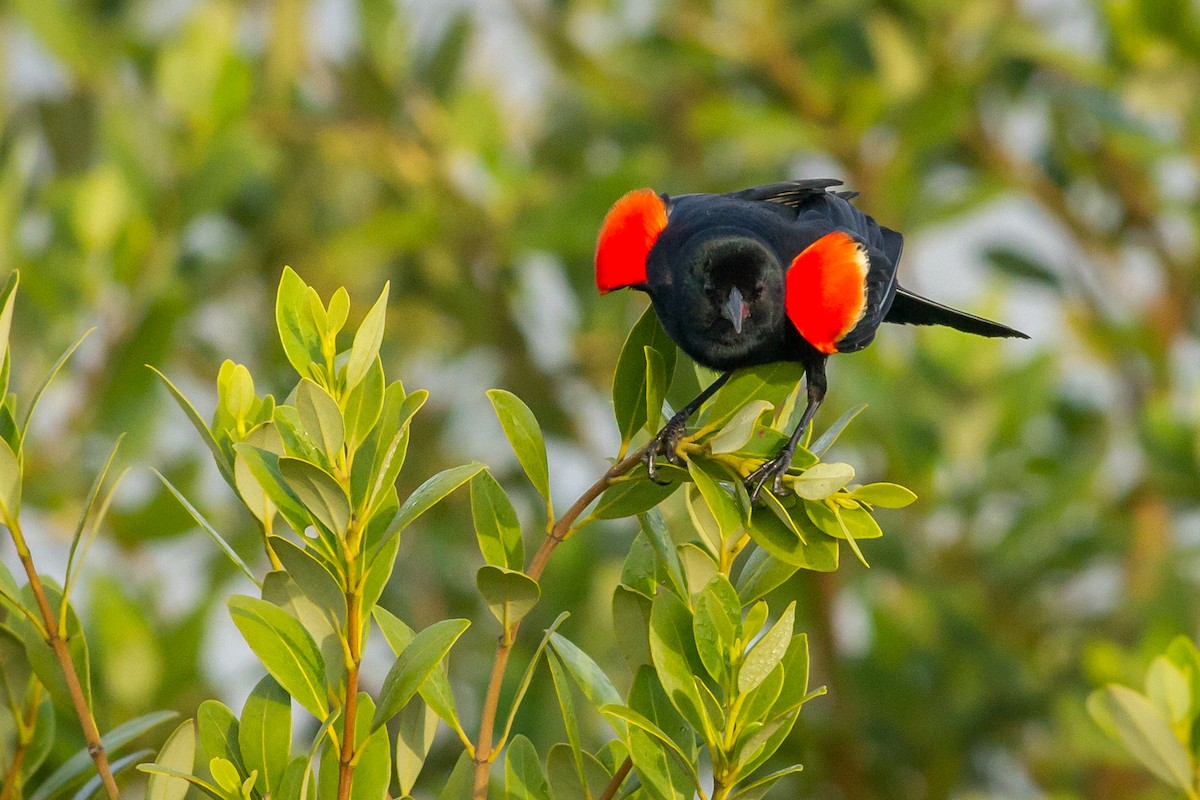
left=595, top=189, right=668, bottom=294
left=785, top=231, right=869, bottom=354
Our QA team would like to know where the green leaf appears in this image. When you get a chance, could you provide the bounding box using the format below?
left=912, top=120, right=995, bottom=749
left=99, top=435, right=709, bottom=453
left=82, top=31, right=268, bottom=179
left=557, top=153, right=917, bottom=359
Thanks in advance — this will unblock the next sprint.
left=374, top=608, right=465, bottom=740
left=477, top=566, right=541, bottom=633
left=0, top=435, right=20, bottom=521
left=644, top=346, right=668, bottom=438
left=592, top=472, right=682, bottom=520
left=16, top=582, right=91, bottom=713
left=739, top=604, right=796, bottom=690
left=698, top=363, right=804, bottom=430
left=728, top=765, right=805, bottom=800
left=598, top=704, right=697, bottom=793
left=487, top=389, right=552, bottom=509
left=25, top=697, right=55, bottom=781
left=505, top=734, right=550, bottom=800
left=373, top=618, right=471, bottom=732
left=136, top=767, right=227, bottom=800
left=327, top=287, right=350, bottom=334
left=279, top=457, right=350, bottom=537
left=232, top=444, right=315, bottom=541
left=613, top=306, right=678, bottom=447
left=346, top=282, right=389, bottom=392
left=471, top=471, right=524, bottom=570
left=850, top=482, right=917, bottom=508
left=809, top=404, right=866, bottom=457
left=20, top=329, right=94, bottom=454
left=383, top=462, right=485, bottom=546
left=73, top=749, right=152, bottom=800
left=261, top=570, right=345, bottom=696
left=276, top=267, right=325, bottom=379
left=613, top=585, right=653, bottom=672
left=546, top=745, right=612, bottom=800
left=343, top=358, right=385, bottom=451
left=544, top=650, right=583, bottom=786
left=197, top=700, right=244, bottom=772
left=154, top=469, right=258, bottom=585
left=146, top=720, right=196, bottom=800
left=295, top=380, right=344, bottom=458
left=395, top=700, right=439, bottom=797
left=270, top=537, right=346, bottom=624
left=746, top=506, right=839, bottom=571
left=548, top=633, right=624, bottom=730
left=679, top=544, right=717, bottom=604
left=686, top=461, right=742, bottom=546
left=694, top=576, right=740, bottom=684
left=437, top=751, right=475, bottom=800
left=318, top=694, right=391, bottom=800
left=33, top=711, right=179, bottom=800
left=227, top=595, right=327, bottom=718
left=772, top=634, right=812, bottom=718
left=648, top=590, right=708, bottom=734
left=638, top=510, right=688, bottom=601
left=707, top=400, right=774, bottom=454
left=1146, top=656, right=1191, bottom=726
left=240, top=675, right=292, bottom=797
left=791, top=462, right=855, bottom=501
left=497, top=614, right=571, bottom=753
left=621, top=667, right=696, bottom=800
left=1089, top=684, right=1194, bottom=791
left=0, top=272, right=18, bottom=362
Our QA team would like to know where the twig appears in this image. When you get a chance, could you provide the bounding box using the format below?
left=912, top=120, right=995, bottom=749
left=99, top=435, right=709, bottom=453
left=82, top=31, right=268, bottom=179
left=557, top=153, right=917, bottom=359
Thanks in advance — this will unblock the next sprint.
left=596, top=756, right=633, bottom=800
left=471, top=446, right=650, bottom=798
left=4, top=514, right=120, bottom=800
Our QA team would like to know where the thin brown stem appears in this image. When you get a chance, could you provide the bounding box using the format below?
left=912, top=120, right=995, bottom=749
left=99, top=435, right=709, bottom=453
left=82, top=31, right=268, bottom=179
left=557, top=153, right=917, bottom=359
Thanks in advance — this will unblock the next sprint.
left=5, top=517, right=120, bottom=800
left=471, top=446, right=650, bottom=798
left=336, top=589, right=362, bottom=800
left=596, top=756, right=633, bottom=800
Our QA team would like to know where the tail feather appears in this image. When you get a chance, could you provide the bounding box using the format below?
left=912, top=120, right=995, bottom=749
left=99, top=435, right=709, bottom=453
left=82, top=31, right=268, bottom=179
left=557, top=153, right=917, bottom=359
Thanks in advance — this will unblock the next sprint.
left=885, top=288, right=1029, bottom=339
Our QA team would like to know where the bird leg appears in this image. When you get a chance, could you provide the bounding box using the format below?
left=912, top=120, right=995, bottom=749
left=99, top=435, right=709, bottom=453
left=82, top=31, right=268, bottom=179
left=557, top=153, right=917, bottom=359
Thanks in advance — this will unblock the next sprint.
left=644, top=372, right=732, bottom=484
left=746, top=359, right=827, bottom=500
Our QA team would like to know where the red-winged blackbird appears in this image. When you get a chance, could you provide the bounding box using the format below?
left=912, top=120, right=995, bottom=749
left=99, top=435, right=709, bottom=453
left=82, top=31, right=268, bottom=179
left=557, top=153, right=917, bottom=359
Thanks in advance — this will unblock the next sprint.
left=595, top=178, right=1029, bottom=498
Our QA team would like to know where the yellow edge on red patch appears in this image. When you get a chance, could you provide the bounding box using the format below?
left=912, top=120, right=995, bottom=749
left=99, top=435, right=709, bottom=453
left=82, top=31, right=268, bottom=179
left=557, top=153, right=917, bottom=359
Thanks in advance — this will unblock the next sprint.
left=784, top=231, right=869, bottom=354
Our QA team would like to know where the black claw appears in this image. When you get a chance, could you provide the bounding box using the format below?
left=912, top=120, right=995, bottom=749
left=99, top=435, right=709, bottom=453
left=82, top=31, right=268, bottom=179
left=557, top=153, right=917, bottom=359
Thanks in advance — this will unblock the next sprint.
left=745, top=448, right=795, bottom=502
left=643, top=414, right=689, bottom=483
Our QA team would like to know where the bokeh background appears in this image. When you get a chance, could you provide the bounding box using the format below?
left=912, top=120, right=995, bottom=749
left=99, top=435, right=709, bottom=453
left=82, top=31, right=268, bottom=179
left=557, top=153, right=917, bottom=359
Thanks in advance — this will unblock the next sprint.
left=2, top=0, right=1199, bottom=797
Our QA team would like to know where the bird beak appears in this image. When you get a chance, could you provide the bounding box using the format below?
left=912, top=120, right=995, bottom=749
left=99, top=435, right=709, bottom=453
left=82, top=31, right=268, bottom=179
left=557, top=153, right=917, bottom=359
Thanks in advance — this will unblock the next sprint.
left=720, top=286, right=747, bottom=334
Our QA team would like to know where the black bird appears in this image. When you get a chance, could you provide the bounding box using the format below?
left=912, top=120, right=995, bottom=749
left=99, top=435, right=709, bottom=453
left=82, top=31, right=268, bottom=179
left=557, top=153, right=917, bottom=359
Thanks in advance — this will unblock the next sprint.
left=595, top=178, right=1029, bottom=498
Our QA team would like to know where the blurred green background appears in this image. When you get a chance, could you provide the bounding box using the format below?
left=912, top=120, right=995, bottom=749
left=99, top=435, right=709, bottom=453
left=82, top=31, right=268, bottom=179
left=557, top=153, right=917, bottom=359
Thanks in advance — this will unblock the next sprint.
left=2, top=0, right=1199, bottom=797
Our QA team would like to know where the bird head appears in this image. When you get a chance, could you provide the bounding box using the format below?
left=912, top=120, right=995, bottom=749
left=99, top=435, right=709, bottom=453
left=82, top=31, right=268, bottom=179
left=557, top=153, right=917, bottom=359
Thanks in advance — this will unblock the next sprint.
left=646, top=227, right=787, bottom=369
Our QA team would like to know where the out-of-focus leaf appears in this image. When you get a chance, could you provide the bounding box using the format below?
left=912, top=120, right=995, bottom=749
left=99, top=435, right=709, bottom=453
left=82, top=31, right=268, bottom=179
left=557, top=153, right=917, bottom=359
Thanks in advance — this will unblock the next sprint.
left=1088, top=684, right=1194, bottom=791
left=33, top=711, right=178, bottom=800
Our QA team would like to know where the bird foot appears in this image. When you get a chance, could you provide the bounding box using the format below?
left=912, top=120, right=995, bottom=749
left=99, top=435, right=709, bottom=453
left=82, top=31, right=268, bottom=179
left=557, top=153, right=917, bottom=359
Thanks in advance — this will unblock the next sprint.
left=643, top=414, right=689, bottom=484
left=745, top=448, right=795, bottom=502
